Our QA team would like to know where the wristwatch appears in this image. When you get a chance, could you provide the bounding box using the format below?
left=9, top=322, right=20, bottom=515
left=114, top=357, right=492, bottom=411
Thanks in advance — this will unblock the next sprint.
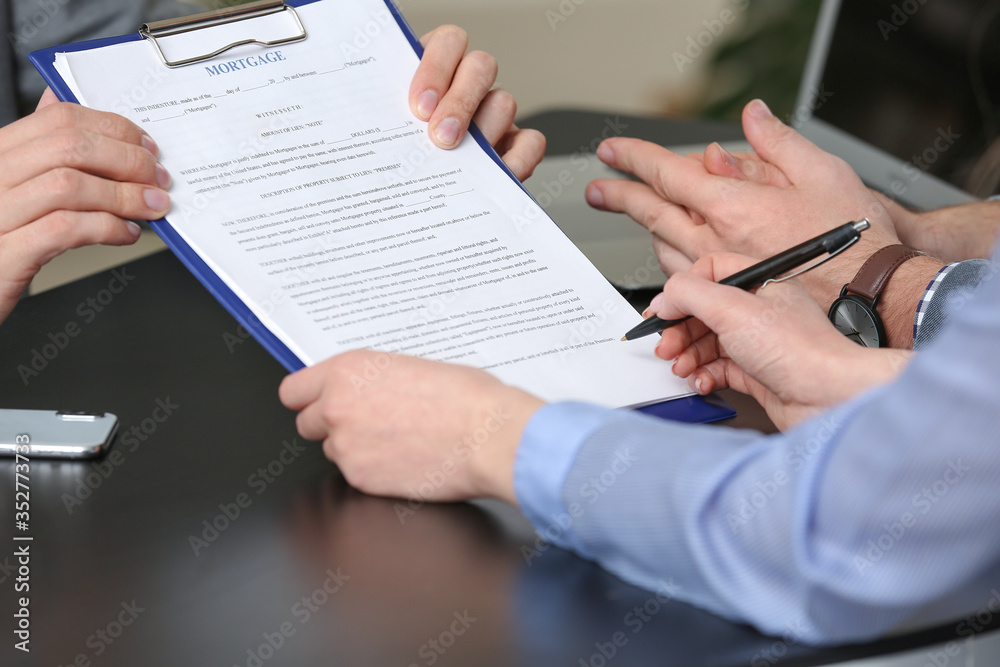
left=828, top=244, right=923, bottom=348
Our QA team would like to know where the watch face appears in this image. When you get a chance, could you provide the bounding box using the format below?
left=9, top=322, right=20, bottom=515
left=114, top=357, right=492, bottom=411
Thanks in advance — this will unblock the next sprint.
left=829, top=297, right=884, bottom=348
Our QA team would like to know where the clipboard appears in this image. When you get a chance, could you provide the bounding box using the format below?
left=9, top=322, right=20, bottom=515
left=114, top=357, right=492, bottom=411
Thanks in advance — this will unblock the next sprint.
left=28, top=0, right=736, bottom=425
left=29, top=1, right=325, bottom=374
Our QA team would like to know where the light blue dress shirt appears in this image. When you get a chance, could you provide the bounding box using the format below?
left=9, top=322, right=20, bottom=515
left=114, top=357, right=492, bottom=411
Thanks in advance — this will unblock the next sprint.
left=514, top=249, right=1000, bottom=645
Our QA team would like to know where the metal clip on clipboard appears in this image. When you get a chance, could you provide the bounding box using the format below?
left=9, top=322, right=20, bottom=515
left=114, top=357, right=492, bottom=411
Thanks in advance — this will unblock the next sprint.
left=139, top=0, right=307, bottom=68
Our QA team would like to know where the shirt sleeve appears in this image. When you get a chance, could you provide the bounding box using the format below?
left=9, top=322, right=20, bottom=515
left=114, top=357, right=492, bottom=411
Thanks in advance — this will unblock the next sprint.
left=514, top=250, right=1000, bottom=645
left=913, top=258, right=997, bottom=348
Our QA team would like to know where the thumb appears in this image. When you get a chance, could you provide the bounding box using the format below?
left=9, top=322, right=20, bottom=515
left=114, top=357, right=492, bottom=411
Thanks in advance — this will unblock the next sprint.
left=36, top=87, right=60, bottom=110
left=741, top=99, right=828, bottom=185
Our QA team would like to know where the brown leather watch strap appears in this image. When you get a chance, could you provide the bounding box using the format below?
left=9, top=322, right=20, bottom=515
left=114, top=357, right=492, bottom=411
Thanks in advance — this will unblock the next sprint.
left=846, top=244, right=924, bottom=301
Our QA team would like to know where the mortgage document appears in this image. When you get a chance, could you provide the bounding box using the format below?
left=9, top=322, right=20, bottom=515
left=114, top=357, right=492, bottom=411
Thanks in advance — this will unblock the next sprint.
left=51, top=0, right=693, bottom=407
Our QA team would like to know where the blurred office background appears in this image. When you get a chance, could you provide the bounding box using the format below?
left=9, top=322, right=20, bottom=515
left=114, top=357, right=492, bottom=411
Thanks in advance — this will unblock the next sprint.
left=397, top=0, right=820, bottom=121
left=25, top=0, right=821, bottom=293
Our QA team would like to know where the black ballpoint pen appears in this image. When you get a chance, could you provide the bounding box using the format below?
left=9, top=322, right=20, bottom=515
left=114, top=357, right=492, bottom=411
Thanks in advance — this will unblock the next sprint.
left=621, top=219, right=871, bottom=341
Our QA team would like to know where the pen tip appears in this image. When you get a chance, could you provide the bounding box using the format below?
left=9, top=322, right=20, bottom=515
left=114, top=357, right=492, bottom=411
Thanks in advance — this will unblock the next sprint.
left=620, top=336, right=628, bottom=342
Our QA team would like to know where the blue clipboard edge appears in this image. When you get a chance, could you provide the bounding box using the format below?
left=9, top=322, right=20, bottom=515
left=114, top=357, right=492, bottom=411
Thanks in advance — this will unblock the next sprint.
left=28, top=0, right=732, bottom=424
left=635, top=393, right=736, bottom=425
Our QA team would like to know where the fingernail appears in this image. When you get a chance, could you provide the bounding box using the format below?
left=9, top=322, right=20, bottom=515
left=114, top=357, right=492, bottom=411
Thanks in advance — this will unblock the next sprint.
left=155, top=163, right=172, bottom=189
left=695, top=377, right=705, bottom=394
left=714, top=142, right=738, bottom=167
left=641, top=307, right=652, bottom=319
left=597, top=142, right=614, bottom=164
left=748, top=99, right=773, bottom=119
left=417, top=89, right=438, bottom=120
left=141, top=134, right=159, bottom=157
left=649, top=293, right=664, bottom=313
left=585, top=184, right=604, bottom=208
left=126, top=221, right=141, bottom=238
left=144, top=188, right=170, bottom=212
left=434, top=117, right=461, bottom=146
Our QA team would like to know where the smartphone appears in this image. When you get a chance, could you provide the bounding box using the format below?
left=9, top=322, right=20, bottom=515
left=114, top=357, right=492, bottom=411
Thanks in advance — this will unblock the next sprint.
left=0, top=410, right=119, bottom=460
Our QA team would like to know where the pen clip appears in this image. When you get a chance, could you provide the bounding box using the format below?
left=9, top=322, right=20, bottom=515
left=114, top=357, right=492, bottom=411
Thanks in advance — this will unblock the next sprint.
left=758, top=233, right=862, bottom=291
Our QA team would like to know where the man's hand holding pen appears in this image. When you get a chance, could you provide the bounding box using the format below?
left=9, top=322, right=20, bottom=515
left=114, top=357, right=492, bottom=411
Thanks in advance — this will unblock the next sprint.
left=646, top=252, right=913, bottom=431
left=622, top=219, right=870, bottom=341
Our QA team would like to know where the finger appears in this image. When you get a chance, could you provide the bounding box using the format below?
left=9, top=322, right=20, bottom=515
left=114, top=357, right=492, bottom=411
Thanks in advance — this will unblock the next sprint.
left=495, top=128, right=545, bottom=181
left=741, top=99, right=836, bottom=186
left=702, top=143, right=740, bottom=178
left=683, top=154, right=713, bottom=222
left=593, top=156, right=707, bottom=227
left=655, top=317, right=712, bottom=361
left=0, top=211, right=141, bottom=318
left=36, top=87, right=60, bottom=111
left=278, top=364, right=324, bottom=411
left=428, top=50, right=498, bottom=148
left=586, top=178, right=713, bottom=258
left=10, top=210, right=141, bottom=265
left=0, top=102, right=156, bottom=157
left=411, top=25, right=469, bottom=121
left=0, top=128, right=166, bottom=192
left=667, top=330, right=722, bottom=376
left=596, top=138, right=740, bottom=212
left=690, top=358, right=736, bottom=394
left=1, top=170, right=170, bottom=235
left=470, top=89, right=517, bottom=147
left=703, top=141, right=792, bottom=187
left=651, top=236, right=694, bottom=275
left=294, top=401, right=329, bottom=443
left=586, top=177, right=682, bottom=231
left=690, top=357, right=771, bottom=404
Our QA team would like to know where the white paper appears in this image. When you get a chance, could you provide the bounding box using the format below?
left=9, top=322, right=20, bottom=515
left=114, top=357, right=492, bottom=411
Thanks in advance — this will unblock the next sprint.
left=54, top=0, right=694, bottom=408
